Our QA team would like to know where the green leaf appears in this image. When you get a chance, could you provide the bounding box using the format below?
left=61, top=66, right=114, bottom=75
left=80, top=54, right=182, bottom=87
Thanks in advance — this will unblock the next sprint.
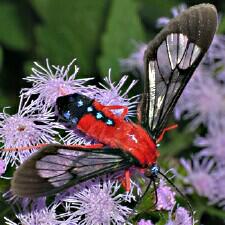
left=140, top=0, right=180, bottom=29
left=0, top=46, right=3, bottom=71
left=31, top=0, right=109, bottom=75
left=98, top=0, right=145, bottom=80
left=159, top=129, right=195, bottom=157
left=218, top=16, right=225, bottom=34
left=0, top=2, right=32, bottom=51
left=0, top=195, right=15, bottom=224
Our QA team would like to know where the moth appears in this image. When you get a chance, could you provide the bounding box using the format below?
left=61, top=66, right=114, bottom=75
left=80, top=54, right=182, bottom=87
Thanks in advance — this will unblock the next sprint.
left=11, top=4, right=217, bottom=198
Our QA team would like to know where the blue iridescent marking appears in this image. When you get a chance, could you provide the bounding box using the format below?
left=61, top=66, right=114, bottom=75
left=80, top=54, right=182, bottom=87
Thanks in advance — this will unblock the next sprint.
left=63, top=111, right=71, bottom=120
left=106, top=119, right=113, bottom=125
left=87, top=106, right=93, bottom=112
left=77, top=100, right=84, bottom=107
left=96, top=112, right=103, bottom=119
left=71, top=117, right=78, bottom=124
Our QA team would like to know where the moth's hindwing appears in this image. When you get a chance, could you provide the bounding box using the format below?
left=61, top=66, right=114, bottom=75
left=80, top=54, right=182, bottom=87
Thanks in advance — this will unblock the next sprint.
left=139, top=4, right=217, bottom=139
left=11, top=144, right=133, bottom=197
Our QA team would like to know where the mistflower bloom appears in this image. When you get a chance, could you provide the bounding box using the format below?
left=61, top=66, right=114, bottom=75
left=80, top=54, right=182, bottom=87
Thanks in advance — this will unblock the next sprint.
left=63, top=177, right=133, bottom=225
left=95, top=71, right=139, bottom=118
left=205, top=35, right=225, bottom=72
left=165, top=207, right=192, bottom=225
left=180, top=155, right=225, bottom=207
left=156, top=180, right=176, bottom=211
left=194, top=124, right=225, bottom=162
left=22, top=59, right=93, bottom=108
left=156, top=3, right=187, bottom=28
left=120, top=43, right=147, bottom=76
left=0, top=97, right=61, bottom=167
left=174, top=74, right=225, bottom=129
left=0, top=159, right=6, bottom=176
left=4, top=198, right=76, bottom=225
left=138, top=219, right=154, bottom=225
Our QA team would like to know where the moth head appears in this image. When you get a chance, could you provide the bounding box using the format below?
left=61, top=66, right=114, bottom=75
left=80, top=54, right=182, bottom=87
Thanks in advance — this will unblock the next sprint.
left=145, top=163, right=160, bottom=178
left=56, top=93, right=93, bottom=128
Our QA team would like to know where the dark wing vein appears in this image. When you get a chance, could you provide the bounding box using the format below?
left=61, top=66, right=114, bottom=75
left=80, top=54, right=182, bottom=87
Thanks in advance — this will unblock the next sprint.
left=11, top=144, right=134, bottom=198
left=138, top=4, right=217, bottom=139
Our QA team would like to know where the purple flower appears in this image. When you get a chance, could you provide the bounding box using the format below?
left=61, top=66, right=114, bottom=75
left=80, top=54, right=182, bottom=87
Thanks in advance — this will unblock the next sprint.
left=95, top=71, right=139, bottom=118
left=22, top=59, right=93, bottom=108
left=138, top=219, right=154, bottom=225
left=165, top=207, right=193, bottom=225
left=156, top=180, right=176, bottom=211
left=205, top=35, right=225, bottom=74
left=175, top=73, right=225, bottom=129
left=180, top=155, right=225, bottom=207
left=62, top=176, right=133, bottom=225
left=120, top=43, right=147, bottom=76
left=0, top=96, right=61, bottom=167
left=156, top=4, right=187, bottom=28
left=4, top=198, right=77, bottom=225
left=0, top=159, right=6, bottom=176
left=194, top=123, right=225, bottom=162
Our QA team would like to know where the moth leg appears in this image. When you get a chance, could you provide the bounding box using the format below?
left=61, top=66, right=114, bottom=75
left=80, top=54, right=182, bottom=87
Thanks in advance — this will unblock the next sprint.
left=65, top=143, right=104, bottom=150
left=102, top=105, right=128, bottom=119
left=156, top=124, right=178, bottom=144
left=120, top=169, right=131, bottom=192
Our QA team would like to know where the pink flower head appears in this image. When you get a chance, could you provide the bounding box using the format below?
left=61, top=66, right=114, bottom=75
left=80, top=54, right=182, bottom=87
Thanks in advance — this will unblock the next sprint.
left=156, top=180, right=176, bottom=211
left=138, top=219, right=154, bottom=225
left=206, top=35, right=225, bottom=74
left=175, top=73, right=225, bottom=129
left=22, top=59, right=93, bottom=108
left=62, top=176, right=133, bottom=225
left=194, top=123, right=225, bottom=162
left=0, top=159, right=6, bottom=176
left=166, top=207, right=193, bottom=225
left=0, top=96, right=61, bottom=167
left=4, top=198, right=76, bottom=225
left=181, top=155, right=225, bottom=208
left=95, top=70, right=139, bottom=118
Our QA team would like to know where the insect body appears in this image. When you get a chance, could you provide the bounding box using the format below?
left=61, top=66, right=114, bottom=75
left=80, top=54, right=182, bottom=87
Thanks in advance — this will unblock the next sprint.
left=11, top=4, right=217, bottom=198
left=56, top=93, right=158, bottom=167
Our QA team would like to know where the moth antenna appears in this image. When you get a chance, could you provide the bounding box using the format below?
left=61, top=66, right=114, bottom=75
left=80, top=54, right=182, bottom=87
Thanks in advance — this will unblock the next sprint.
left=158, top=170, right=194, bottom=225
left=152, top=178, right=158, bottom=207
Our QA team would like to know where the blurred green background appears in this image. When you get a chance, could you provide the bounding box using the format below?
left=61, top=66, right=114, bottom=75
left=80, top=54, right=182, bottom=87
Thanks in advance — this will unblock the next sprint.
left=0, top=0, right=225, bottom=224
left=0, top=0, right=223, bottom=110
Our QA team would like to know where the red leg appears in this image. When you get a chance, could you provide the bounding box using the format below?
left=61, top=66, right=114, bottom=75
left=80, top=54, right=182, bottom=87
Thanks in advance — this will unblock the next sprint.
left=156, top=124, right=178, bottom=144
left=121, top=169, right=131, bottom=192
left=102, top=105, right=128, bottom=119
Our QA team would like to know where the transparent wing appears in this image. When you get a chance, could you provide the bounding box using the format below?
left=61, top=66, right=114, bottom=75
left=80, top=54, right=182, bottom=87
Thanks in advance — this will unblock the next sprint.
left=11, top=144, right=134, bottom=197
left=138, top=4, right=217, bottom=139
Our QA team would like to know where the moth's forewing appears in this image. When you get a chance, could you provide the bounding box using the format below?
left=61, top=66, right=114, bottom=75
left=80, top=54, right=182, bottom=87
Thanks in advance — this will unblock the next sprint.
left=11, top=144, right=133, bottom=197
left=139, top=4, right=217, bottom=139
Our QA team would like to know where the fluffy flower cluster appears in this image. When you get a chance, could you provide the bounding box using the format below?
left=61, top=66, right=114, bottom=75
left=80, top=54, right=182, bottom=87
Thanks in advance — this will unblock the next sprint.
left=138, top=207, right=193, bottom=225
